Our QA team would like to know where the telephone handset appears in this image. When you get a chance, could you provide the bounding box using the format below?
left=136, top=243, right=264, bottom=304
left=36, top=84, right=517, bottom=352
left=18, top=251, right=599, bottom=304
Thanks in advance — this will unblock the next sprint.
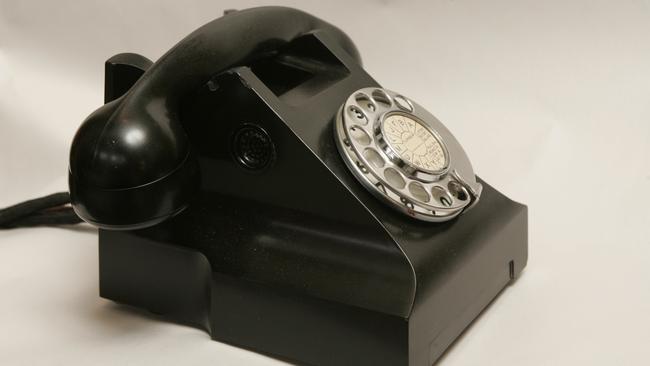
left=69, top=6, right=361, bottom=229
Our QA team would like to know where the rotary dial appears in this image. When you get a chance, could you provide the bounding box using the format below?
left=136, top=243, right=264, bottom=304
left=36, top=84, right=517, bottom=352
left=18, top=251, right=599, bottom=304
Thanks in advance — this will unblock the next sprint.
left=334, top=87, right=482, bottom=222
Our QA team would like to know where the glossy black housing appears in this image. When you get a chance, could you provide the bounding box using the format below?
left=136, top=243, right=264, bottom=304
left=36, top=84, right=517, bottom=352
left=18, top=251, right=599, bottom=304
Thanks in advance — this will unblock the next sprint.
left=95, top=24, right=528, bottom=366
left=69, top=7, right=359, bottom=229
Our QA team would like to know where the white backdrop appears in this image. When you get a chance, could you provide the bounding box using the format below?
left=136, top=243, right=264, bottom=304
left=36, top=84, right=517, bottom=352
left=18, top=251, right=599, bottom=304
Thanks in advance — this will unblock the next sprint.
left=1, top=0, right=649, bottom=365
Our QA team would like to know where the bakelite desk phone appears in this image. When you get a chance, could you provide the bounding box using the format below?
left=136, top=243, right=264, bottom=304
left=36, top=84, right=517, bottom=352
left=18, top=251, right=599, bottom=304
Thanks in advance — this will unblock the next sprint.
left=2, top=6, right=527, bottom=366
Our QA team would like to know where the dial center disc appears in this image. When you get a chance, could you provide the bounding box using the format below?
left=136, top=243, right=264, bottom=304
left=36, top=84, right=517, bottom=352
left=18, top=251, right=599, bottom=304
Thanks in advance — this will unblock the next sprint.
left=381, top=113, right=447, bottom=173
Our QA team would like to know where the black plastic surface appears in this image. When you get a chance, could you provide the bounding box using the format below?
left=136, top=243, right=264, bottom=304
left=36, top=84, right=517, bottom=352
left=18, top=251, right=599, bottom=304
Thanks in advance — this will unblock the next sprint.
left=69, top=6, right=361, bottom=229
left=100, top=179, right=526, bottom=366
left=96, top=28, right=528, bottom=365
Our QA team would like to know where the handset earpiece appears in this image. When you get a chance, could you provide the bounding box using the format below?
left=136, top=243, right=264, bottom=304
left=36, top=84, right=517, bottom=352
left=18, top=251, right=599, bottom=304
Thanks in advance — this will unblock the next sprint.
left=68, top=6, right=360, bottom=230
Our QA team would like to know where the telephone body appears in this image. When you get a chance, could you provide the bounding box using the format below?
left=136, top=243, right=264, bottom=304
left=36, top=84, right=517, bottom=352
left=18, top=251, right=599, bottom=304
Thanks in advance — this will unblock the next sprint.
left=69, top=7, right=527, bottom=366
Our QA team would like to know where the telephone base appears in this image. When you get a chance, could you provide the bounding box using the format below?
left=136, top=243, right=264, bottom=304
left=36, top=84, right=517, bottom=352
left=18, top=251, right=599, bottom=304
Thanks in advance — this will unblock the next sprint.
left=98, top=180, right=526, bottom=366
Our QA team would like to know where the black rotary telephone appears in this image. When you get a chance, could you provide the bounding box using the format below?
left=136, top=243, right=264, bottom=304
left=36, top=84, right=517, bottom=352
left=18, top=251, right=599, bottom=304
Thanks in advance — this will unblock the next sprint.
left=3, top=7, right=527, bottom=366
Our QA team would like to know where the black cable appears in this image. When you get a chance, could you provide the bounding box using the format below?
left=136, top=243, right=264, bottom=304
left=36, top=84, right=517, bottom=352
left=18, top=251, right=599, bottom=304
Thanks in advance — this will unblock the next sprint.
left=0, top=192, right=83, bottom=229
left=0, top=192, right=70, bottom=223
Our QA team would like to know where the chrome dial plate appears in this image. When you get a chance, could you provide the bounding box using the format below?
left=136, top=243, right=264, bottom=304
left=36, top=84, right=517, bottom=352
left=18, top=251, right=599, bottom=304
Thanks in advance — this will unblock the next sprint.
left=334, top=87, right=482, bottom=222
